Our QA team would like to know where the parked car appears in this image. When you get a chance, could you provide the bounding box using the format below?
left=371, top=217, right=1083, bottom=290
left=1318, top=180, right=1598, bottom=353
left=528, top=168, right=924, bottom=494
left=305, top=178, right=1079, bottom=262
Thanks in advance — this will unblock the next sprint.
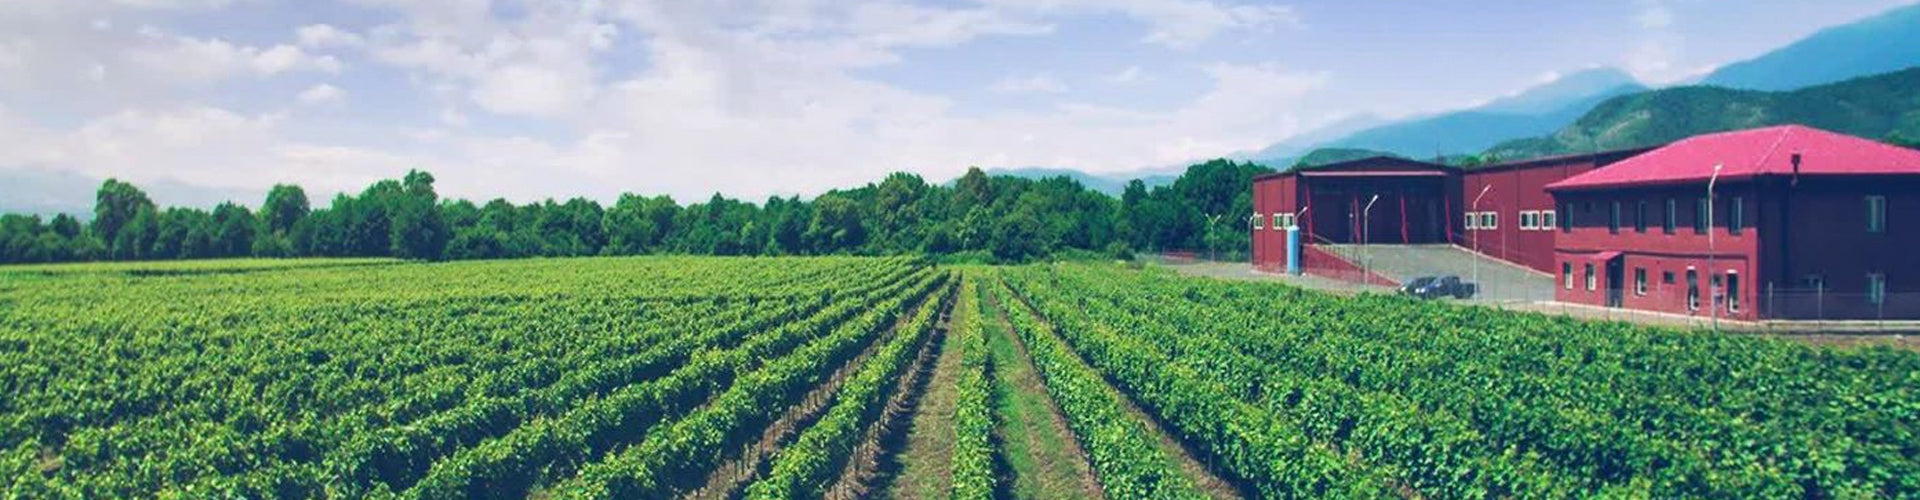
left=1399, top=275, right=1477, bottom=300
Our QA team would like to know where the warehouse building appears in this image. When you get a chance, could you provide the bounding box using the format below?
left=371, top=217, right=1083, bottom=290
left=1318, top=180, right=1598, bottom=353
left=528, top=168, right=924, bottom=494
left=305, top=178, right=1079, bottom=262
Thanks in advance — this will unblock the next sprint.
left=1252, top=124, right=1918, bottom=320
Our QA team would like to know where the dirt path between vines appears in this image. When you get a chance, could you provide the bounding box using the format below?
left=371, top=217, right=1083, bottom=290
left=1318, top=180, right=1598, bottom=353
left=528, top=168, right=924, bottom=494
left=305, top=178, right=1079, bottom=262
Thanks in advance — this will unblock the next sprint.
left=824, top=286, right=953, bottom=499
left=677, top=283, right=948, bottom=500
left=982, top=285, right=1105, bottom=500
left=998, top=282, right=1248, bottom=500
left=873, top=284, right=967, bottom=499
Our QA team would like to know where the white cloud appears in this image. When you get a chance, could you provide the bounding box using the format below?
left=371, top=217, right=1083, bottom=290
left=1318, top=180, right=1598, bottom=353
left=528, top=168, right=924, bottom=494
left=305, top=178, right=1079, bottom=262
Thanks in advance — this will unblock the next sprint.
left=981, top=0, right=1303, bottom=47
left=0, top=0, right=1339, bottom=204
left=126, top=28, right=342, bottom=82
left=1635, top=0, right=1674, bottom=29
left=296, top=24, right=365, bottom=48
left=296, top=83, right=346, bottom=105
left=989, top=74, right=1068, bottom=94
left=1106, top=65, right=1143, bottom=84
left=470, top=64, right=595, bottom=117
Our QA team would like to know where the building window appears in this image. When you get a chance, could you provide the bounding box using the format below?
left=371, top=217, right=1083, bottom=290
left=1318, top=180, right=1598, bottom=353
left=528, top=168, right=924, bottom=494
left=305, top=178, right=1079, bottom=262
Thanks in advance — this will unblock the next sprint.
left=1866, top=195, right=1886, bottom=233
left=1609, top=201, right=1621, bottom=234
left=1585, top=263, right=1596, bottom=291
left=1563, top=262, right=1574, bottom=290
left=1253, top=213, right=1265, bottom=230
left=1727, top=272, right=1741, bottom=312
left=1687, top=270, right=1700, bottom=311
left=1635, top=201, right=1648, bottom=233
left=1283, top=213, right=1297, bottom=229
left=1730, top=197, right=1744, bottom=235
left=1665, top=199, right=1677, bottom=234
left=1635, top=268, right=1648, bottom=296
left=1694, top=197, right=1710, bottom=234
left=1662, top=271, right=1675, bottom=285
left=1868, top=273, right=1886, bottom=306
left=1464, top=213, right=1477, bottom=230
left=1486, top=212, right=1499, bottom=230
left=1544, top=210, right=1557, bottom=232
left=1518, top=211, right=1531, bottom=230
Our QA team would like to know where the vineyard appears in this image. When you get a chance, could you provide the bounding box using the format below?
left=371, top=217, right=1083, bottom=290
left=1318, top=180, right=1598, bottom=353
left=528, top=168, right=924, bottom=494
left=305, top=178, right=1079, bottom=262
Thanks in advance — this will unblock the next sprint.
left=1, top=257, right=1915, bottom=499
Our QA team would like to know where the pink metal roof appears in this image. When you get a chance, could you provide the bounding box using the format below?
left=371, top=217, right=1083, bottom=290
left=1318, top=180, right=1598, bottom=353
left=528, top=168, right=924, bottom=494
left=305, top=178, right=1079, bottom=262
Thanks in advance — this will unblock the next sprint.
left=1546, top=125, right=1920, bottom=191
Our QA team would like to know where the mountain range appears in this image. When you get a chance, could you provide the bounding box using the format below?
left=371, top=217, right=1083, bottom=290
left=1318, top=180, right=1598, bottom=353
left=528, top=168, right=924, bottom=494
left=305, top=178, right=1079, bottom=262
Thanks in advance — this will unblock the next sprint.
left=1488, top=66, right=1920, bottom=159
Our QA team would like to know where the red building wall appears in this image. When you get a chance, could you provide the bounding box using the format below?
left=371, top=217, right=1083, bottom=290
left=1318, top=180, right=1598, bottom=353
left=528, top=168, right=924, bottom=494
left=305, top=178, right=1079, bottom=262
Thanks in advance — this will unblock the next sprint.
left=1553, top=184, right=1762, bottom=320
left=1458, top=151, right=1644, bottom=273
left=1757, top=176, right=1920, bottom=319
left=1250, top=175, right=1299, bottom=271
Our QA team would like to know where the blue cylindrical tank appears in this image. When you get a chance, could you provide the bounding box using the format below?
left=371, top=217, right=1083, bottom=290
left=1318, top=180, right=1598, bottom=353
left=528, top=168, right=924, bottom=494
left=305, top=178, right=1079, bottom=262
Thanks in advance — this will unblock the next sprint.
left=1286, top=226, right=1301, bottom=275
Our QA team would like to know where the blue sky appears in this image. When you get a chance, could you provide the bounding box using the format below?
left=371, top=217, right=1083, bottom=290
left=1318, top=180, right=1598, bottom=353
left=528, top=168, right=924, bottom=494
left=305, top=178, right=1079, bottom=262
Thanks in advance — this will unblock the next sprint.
left=0, top=0, right=1913, bottom=204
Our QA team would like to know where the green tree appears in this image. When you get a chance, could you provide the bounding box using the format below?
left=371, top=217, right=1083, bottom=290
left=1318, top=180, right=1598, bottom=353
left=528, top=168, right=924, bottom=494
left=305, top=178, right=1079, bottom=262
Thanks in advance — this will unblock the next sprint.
left=91, top=179, right=155, bottom=249
left=390, top=170, right=450, bottom=260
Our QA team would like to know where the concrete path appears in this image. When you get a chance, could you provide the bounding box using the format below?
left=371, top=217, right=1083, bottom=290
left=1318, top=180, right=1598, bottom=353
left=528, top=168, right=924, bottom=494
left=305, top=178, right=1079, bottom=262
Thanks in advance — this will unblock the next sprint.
left=1321, top=244, right=1553, bottom=302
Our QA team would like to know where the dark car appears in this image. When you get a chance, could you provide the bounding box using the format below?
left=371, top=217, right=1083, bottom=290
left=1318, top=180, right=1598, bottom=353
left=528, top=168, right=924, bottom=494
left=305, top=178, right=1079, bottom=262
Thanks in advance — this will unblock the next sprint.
left=1399, top=275, right=1477, bottom=300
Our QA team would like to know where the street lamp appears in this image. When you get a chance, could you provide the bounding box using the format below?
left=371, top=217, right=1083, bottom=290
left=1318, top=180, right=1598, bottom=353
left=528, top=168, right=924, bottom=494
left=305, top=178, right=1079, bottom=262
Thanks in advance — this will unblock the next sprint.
left=1707, top=163, right=1722, bottom=331
left=1207, top=213, right=1224, bottom=261
left=1470, top=185, right=1493, bottom=291
left=1362, top=194, right=1380, bottom=284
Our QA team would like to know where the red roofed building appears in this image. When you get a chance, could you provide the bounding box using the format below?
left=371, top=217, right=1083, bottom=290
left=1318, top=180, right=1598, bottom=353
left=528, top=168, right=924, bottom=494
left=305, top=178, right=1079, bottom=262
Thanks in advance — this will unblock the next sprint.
left=1545, top=125, right=1920, bottom=320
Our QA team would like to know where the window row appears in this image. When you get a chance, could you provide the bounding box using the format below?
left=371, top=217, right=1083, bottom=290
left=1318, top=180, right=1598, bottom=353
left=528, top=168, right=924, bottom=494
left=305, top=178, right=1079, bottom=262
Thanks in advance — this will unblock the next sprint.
left=1463, top=212, right=1498, bottom=230
left=1252, top=212, right=1298, bottom=230
left=1572, top=194, right=1889, bottom=235
left=1517, top=210, right=1556, bottom=231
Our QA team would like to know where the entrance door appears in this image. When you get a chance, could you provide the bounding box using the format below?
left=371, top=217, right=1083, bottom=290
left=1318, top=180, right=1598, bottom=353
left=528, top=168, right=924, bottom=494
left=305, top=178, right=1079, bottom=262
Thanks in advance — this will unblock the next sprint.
left=1605, top=259, right=1625, bottom=307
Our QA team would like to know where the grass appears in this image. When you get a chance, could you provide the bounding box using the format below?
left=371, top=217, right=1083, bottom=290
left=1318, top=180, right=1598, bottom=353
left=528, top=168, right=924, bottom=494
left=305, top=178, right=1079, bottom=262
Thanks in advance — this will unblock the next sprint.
left=880, top=277, right=969, bottom=499
left=979, top=280, right=1103, bottom=500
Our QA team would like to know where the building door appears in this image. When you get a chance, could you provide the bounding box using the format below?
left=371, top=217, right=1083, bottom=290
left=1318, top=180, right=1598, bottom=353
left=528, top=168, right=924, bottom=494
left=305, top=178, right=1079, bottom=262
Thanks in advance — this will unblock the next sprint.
left=1605, top=258, right=1625, bottom=308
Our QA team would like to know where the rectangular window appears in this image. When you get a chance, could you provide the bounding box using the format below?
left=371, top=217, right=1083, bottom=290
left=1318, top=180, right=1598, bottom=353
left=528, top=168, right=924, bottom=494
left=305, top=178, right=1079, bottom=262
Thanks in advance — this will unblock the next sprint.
left=1284, top=214, right=1296, bottom=229
left=1689, top=271, right=1704, bottom=309
left=1868, top=273, right=1886, bottom=305
left=1727, top=272, right=1741, bottom=312
left=1253, top=213, right=1265, bottom=230
left=1730, top=197, right=1745, bottom=235
left=1866, top=195, right=1887, bottom=233
left=1464, top=213, right=1477, bottom=230
left=1517, top=212, right=1531, bottom=230
left=1635, top=201, right=1648, bottom=233
left=1585, top=263, right=1596, bottom=291
left=1665, top=199, right=1677, bottom=234
left=1544, top=210, right=1557, bottom=232
left=1487, top=212, right=1499, bottom=230
left=1609, top=201, right=1621, bottom=234
left=1662, top=271, right=1675, bottom=285
left=1695, top=197, right=1710, bottom=234
left=1635, top=268, right=1647, bottom=296
left=1563, top=262, right=1574, bottom=290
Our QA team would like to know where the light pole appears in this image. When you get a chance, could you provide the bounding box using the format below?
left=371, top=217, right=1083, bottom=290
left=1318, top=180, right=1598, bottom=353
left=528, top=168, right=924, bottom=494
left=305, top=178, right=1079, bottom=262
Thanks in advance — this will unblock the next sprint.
left=1470, top=185, right=1493, bottom=291
left=1207, top=213, right=1223, bottom=261
left=1362, top=194, right=1380, bottom=284
left=1707, top=163, right=1722, bottom=331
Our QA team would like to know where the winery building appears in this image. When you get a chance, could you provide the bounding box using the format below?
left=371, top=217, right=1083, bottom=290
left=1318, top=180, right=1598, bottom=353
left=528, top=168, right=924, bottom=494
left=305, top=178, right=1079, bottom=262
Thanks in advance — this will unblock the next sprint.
left=1252, top=124, right=1919, bottom=321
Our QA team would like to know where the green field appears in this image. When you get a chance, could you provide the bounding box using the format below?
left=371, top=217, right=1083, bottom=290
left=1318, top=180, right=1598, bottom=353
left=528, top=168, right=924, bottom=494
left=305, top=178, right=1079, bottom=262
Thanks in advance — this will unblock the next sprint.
left=1, top=257, right=1914, bottom=499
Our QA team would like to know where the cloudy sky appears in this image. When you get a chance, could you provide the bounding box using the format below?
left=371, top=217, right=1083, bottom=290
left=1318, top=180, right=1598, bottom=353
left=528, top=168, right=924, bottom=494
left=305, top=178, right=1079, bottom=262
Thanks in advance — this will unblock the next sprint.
left=0, top=0, right=1913, bottom=204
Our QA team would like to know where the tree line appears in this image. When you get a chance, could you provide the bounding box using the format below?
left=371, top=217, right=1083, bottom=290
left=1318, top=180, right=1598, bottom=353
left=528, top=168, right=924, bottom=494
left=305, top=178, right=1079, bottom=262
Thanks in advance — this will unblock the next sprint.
left=0, top=160, right=1273, bottom=265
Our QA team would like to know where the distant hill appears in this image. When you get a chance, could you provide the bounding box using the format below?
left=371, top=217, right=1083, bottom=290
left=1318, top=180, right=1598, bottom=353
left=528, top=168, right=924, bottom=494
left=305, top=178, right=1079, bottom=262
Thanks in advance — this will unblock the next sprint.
left=979, top=166, right=1179, bottom=196
left=1241, top=113, right=1388, bottom=164
left=1702, top=3, right=1920, bottom=91
left=1247, top=68, right=1646, bottom=164
left=0, top=167, right=265, bottom=218
left=1487, top=67, right=1920, bottom=159
left=1291, top=148, right=1404, bottom=168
